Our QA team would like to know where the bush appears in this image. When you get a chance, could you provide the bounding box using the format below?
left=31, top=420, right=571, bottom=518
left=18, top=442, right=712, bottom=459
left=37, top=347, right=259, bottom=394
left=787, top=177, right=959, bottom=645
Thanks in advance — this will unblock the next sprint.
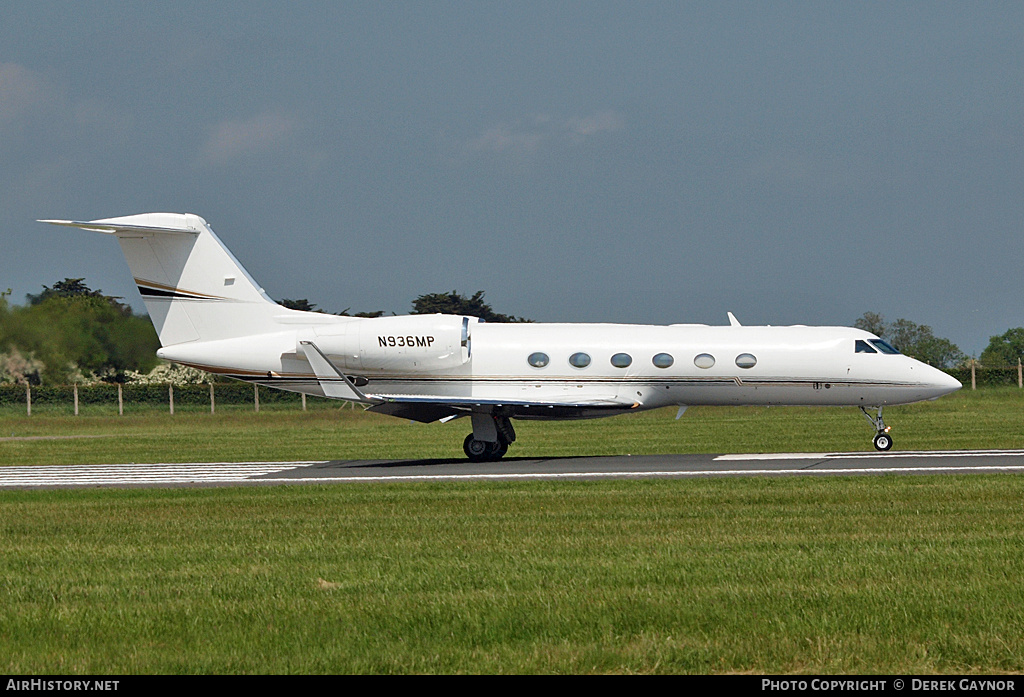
left=946, top=366, right=1022, bottom=388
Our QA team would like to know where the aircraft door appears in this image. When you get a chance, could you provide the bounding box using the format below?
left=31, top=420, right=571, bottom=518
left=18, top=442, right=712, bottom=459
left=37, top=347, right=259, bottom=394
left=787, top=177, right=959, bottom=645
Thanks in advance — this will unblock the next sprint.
left=613, top=352, right=643, bottom=405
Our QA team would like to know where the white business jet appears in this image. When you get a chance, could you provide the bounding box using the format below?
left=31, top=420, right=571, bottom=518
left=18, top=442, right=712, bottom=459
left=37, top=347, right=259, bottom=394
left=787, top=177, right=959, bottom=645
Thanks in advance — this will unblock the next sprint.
left=41, top=213, right=961, bottom=460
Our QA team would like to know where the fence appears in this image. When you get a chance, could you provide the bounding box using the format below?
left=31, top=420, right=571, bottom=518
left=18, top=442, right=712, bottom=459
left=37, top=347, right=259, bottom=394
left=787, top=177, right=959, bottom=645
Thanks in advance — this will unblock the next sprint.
left=2, top=361, right=1021, bottom=416
left=0, top=382, right=353, bottom=416
left=946, top=360, right=1024, bottom=390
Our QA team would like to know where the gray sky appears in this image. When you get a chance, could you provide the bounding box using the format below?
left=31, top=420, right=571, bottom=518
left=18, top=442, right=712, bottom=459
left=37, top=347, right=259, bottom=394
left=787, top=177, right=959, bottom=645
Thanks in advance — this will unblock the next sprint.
left=2, top=1, right=1022, bottom=356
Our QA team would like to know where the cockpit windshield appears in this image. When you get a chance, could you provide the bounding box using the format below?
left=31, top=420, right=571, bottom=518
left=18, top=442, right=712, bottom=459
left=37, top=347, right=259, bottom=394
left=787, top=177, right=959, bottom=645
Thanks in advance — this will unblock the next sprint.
left=856, top=339, right=901, bottom=354
left=869, top=339, right=900, bottom=354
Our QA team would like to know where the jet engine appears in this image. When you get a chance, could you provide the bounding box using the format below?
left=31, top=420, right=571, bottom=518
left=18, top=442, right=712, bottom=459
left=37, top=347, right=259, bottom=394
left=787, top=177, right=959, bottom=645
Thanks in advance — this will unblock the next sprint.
left=302, top=314, right=475, bottom=373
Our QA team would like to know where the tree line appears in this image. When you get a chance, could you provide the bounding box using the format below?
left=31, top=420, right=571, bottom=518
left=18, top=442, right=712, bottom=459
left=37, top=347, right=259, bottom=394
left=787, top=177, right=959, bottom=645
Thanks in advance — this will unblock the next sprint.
left=854, top=312, right=1024, bottom=370
left=1, top=279, right=1020, bottom=385
left=0, top=280, right=160, bottom=385
left=278, top=289, right=530, bottom=323
left=0, top=281, right=528, bottom=385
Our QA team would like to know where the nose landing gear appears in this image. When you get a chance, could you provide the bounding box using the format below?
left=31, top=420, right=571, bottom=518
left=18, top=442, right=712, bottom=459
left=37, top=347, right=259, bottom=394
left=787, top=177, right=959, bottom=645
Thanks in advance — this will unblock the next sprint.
left=860, top=406, right=893, bottom=451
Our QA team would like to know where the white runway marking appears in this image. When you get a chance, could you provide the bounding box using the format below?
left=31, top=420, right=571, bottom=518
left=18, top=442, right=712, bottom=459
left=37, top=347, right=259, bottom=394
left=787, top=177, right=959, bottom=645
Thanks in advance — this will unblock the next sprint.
left=0, top=461, right=324, bottom=487
left=715, top=450, right=1024, bottom=461
left=2, top=451, right=1024, bottom=488
left=255, top=465, right=1024, bottom=484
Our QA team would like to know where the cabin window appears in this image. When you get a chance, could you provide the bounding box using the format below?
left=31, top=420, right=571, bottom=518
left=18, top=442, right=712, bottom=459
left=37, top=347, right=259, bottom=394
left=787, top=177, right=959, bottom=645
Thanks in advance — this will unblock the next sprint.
left=527, top=352, right=549, bottom=368
left=869, top=339, right=900, bottom=354
left=569, top=352, right=592, bottom=368
left=735, top=353, right=757, bottom=369
left=855, top=340, right=877, bottom=354
left=610, top=353, right=632, bottom=368
left=694, top=353, right=715, bottom=369
left=652, top=353, right=674, bottom=368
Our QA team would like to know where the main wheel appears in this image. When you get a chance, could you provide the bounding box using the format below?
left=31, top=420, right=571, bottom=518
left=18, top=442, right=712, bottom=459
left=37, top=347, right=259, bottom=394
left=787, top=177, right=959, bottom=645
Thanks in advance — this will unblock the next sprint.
left=464, top=434, right=490, bottom=462
left=463, top=434, right=509, bottom=462
left=486, top=440, right=508, bottom=460
left=873, top=432, right=893, bottom=451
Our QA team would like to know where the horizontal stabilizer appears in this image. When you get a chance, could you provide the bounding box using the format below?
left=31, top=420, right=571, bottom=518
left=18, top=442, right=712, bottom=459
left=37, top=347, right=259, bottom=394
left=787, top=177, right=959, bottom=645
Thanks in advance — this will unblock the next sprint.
left=298, top=341, right=379, bottom=404
left=38, top=218, right=198, bottom=236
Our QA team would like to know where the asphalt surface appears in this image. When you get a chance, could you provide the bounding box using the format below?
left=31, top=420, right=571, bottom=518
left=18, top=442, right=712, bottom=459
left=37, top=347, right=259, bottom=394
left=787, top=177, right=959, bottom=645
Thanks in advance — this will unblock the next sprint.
left=2, top=450, right=1024, bottom=489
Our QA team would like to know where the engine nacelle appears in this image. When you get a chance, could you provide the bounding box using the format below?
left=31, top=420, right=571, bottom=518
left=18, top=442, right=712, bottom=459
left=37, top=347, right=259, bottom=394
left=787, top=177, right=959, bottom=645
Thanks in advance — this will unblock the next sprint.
left=302, top=314, right=475, bottom=373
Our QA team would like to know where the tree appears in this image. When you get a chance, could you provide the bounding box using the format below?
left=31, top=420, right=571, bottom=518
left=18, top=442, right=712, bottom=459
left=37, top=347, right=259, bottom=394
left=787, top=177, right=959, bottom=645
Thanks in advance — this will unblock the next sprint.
left=27, top=278, right=130, bottom=314
left=411, top=290, right=530, bottom=323
left=853, top=311, right=886, bottom=337
left=2, top=279, right=159, bottom=383
left=979, top=328, right=1024, bottom=367
left=278, top=297, right=385, bottom=317
left=853, top=312, right=966, bottom=369
left=278, top=298, right=321, bottom=312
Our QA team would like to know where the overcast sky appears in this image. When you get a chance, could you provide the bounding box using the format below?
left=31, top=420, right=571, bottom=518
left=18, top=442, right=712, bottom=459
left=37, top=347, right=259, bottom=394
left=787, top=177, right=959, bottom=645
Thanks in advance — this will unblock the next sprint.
left=2, top=2, right=1022, bottom=356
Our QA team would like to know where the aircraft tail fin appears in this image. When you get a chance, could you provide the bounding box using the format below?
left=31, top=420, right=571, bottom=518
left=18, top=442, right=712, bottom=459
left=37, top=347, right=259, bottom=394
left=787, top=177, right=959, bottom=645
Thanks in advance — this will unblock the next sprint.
left=39, top=213, right=284, bottom=346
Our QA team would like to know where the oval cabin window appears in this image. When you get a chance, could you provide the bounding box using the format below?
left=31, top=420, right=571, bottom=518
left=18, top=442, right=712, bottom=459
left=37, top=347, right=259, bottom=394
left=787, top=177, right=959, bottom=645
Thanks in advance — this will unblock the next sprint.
left=610, top=353, right=632, bottom=368
left=735, top=353, right=757, bottom=369
left=527, top=352, right=549, bottom=368
left=568, top=352, right=592, bottom=368
left=694, top=353, right=716, bottom=369
left=652, top=353, right=674, bottom=368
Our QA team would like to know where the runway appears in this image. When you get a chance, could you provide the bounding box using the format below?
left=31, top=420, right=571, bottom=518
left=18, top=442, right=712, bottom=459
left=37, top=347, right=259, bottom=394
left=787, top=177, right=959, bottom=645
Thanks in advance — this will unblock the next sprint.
left=3, top=450, right=1024, bottom=489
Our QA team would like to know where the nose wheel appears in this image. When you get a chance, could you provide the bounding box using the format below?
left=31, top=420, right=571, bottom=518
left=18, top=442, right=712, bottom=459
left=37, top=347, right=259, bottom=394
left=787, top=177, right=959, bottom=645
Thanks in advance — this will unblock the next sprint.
left=860, top=406, right=893, bottom=451
left=872, top=432, right=893, bottom=451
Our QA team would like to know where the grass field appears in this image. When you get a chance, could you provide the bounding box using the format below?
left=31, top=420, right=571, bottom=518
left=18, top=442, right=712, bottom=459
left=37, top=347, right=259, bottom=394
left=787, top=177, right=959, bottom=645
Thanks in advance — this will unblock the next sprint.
left=1, top=387, right=1022, bottom=674
left=1, top=385, right=1022, bottom=465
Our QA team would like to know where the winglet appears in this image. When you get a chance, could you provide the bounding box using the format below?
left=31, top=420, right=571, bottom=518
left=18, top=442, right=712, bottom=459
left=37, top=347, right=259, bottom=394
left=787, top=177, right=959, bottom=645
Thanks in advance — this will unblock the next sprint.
left=298, top=341, right=379, bottom=404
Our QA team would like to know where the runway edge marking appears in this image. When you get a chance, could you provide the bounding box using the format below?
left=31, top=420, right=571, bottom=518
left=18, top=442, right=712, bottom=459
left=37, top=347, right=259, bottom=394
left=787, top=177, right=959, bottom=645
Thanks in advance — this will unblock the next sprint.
left=258, top=464, right=1024, bottom=484
left=715, top=450, right=1024, bottom=461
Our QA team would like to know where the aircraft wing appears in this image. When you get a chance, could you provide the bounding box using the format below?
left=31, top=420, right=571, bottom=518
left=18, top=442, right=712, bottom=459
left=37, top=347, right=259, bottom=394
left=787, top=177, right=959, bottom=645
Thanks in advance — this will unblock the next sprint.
left=298, top=341, right=380, bottom=403
left=366, top=394, right=638, bottom=423
left=299, top=339, right=637, bottom=422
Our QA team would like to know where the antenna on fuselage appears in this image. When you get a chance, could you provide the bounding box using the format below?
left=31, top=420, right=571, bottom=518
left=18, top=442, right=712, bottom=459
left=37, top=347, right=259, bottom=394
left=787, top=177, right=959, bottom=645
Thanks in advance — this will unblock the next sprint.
left=727, top=312, right=742, bottom=327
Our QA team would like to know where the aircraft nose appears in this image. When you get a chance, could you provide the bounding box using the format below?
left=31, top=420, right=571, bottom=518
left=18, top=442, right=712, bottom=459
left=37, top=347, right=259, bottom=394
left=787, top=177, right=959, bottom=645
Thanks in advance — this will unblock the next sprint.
left=941, top=370, right=963, bottom=393
left=927, top=366, right=962, bottom=397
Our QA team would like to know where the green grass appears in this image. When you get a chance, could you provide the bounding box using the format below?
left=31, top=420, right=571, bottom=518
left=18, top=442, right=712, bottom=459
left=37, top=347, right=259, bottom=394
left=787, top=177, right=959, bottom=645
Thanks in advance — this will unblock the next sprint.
left=2, top=477, right=1023, bottom=674
left=1, top=387, right=1022, bottom=674
left=0, top=386, right=1021, bottom=466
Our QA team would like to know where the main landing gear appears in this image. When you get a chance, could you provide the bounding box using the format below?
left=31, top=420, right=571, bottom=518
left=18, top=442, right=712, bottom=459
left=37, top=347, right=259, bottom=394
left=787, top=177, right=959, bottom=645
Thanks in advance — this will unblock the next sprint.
left=463, top=413, right=516, bottom=462
left=860, top=406, right=893, bottom=451
left=463, top=434, right=508, bottom=461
